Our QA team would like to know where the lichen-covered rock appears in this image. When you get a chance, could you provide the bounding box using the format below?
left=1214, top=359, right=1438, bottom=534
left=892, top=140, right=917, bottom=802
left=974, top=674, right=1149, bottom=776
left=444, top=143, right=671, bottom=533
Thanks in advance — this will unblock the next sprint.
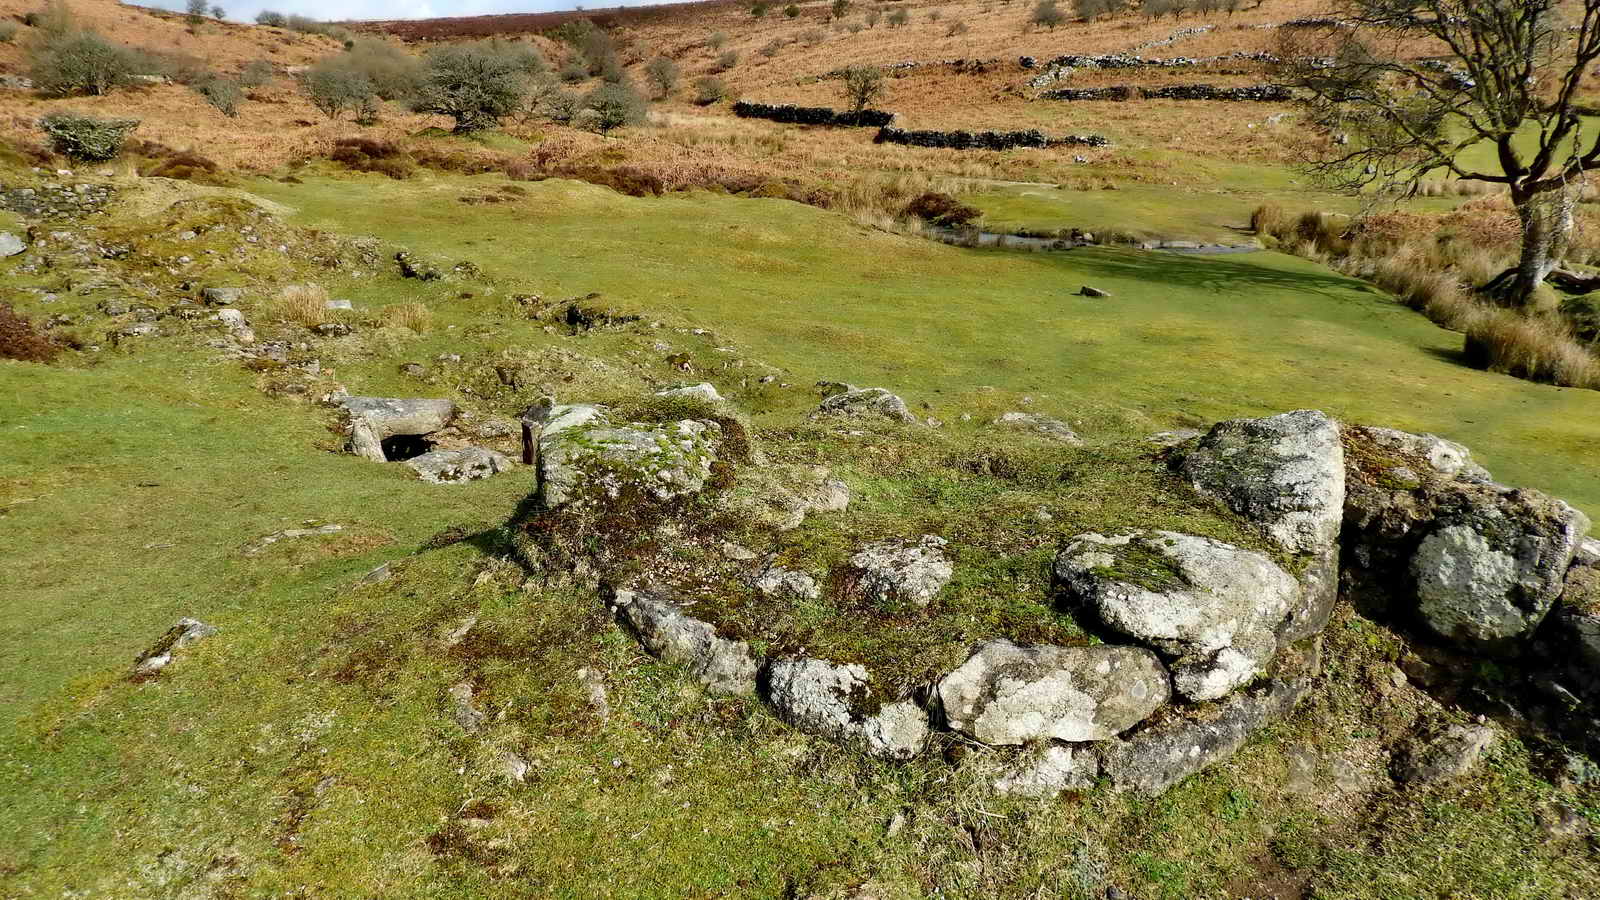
left=847, top=535, right=953, bottom=608
left=607, top=586, right=758, bottom=695
left=1171, top=410, right=1345, bottom=556
left=132, top=618, right=218, bottom=677
left=935, top=639, right=1169, bottom=745
left=716, top=464, right=849, bottom=531
left=1054, top=531, right=1298, bottom=701
left=817, top=387, right=918, bottom=424
left=339, top=396, right=455, bottom=462
left=1343, top=427, right=1590, bottom=654
left=1097, top=672, right=1311, bottom=794
left=753, top=566, right=821, bottom=601
left=655, top=382, right=723, bottom=403
left=1397, top=724, right=1496, bottom=784
left=993, top=412, right=1082, bottom=446
left=1547, top=563, right=1600, bottom=696
left=405, top=447, right=514, bottom=484
left=764, top=657, right=929, bottom=760
left=992, top=743, right=1099, bottom=797
left=1355, top=426, right=1491, bottom=483
left=536, top=406, right=721, bottom=509
left=1170, top=410, right=1345, bottom=643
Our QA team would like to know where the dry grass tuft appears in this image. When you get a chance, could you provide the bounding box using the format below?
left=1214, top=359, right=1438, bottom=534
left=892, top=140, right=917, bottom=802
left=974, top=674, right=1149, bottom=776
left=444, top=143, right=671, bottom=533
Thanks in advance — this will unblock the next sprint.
left=1464, top=310, right=1600, bottom=388
left=383, top=302, right=432, bottom=334
left=273, top=283, right=331, bottom=327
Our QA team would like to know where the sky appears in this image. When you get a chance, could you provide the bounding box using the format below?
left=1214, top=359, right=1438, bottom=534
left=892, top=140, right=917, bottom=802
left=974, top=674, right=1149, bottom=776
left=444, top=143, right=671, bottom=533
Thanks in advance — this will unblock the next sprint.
left=141, top=0, right=668, bottom=23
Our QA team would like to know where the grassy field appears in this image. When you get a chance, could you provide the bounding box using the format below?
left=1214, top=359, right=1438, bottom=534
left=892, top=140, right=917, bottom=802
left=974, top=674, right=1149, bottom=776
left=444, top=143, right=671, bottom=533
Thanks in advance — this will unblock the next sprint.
left=3, top=167, right=1598, bottom=897
left=249, top=170, right=1600, bottom=516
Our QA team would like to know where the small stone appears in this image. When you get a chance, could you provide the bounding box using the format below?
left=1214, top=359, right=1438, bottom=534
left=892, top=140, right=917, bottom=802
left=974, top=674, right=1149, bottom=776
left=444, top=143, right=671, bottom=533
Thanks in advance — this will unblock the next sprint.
left=655, top=382, right=723, bottom=403
left=847, top=535, right=953, bottom=608
left=1078, top=285, right=1110, bottom=298
left=326, top=299, right=354, bottom=311
left=0, top=232, right=26, bottom=257
left=1398, top=724, right=1496, bottom=784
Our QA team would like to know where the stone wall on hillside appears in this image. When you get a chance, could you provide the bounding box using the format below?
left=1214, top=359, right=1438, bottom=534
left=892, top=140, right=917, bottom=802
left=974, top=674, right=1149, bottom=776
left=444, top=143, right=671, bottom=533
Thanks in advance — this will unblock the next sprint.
left=873, top=127, right=1110, bottom=150
left=732, top=102, right=895, bottom=128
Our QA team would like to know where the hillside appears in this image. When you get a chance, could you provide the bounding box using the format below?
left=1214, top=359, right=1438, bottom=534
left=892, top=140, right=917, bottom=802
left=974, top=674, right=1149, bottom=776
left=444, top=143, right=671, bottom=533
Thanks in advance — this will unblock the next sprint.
left=1, top=1, right=1599, bottom=897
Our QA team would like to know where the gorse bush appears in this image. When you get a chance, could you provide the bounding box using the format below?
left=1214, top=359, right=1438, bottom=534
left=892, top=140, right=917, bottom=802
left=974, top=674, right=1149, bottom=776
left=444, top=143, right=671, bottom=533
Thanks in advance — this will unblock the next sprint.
left=30, top=30, right=135, bottom=96
left=39, top=111, right=139, bottom=161
left=329, top=137, right=415, bottom=179
left=0, top=303, right=58, bottom=363
left=255, top=10, right=287, bottom=26
left=904, top=192, right=981, bottom=226
left=412, top=43, right=528, bottom=133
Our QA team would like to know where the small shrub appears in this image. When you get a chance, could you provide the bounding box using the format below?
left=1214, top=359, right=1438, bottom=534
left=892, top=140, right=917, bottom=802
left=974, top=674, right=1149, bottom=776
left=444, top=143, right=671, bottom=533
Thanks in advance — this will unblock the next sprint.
left=543, top=87, right=584, bottom=123
left=0, top=21, right=19, bottom=43
left=1032, top=0, right=1065, bottom=29
left=303, top=59, right=375, bottom=119
left=840, top=65, right=883, bottom=112
left=273, top=284, right=331, bottom=327
left=558, top=58, right=588, bottom=83
left=904, top=192, right=981, bottom=227
left=133, top=143, right=220, bottom=182
left=0, top=303, right=59, bottom=363
left=238, top=59, right=275, bottom=87
left=644, top=56, right=679, bottom=97
left=30, top=30, right=135, bottom=96
left=866, top=7, right=882, bottom=26
left=946, top=20, right=969, bottom=35
left=708, top=31, right=727, bottom=50
left=583, top=80, right=647, bottom=134
left=384, top=302, right=432, bottom=334
left=832, top=0, right=851, bottom=17
left=760, top=39, right=784, bottom=58
left=693, top=75, right=727, bottom=106
left=196, top=76, right=242, bottom=116
left=800, top=28, right=825, bottom=45
left=342, top=37, right=423, bottom=102
left=256, top=10, right=287, bottom=27
left=39, top=111, right=138, bottom=161
left=784, top=4, right=801, bottom=16
left=752, top=0, right=769, bottom=16
left=716, top=49, right=739, bottom=71
left=1560, top=293, right=1600, bottom=345
left=412, top=43, right=527, bottom=132
left=887, top=8, right=909, bottom=26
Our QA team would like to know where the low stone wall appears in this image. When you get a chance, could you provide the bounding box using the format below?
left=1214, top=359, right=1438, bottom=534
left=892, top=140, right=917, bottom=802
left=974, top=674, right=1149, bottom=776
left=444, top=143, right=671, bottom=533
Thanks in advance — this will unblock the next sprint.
left=1039, top=83, right=1290, bottom=102
left=732, top=102, right=895, bottom=128
left=873, top=126, right=1109, bottom=150
left=1037, top=85, right=1136, bottom=102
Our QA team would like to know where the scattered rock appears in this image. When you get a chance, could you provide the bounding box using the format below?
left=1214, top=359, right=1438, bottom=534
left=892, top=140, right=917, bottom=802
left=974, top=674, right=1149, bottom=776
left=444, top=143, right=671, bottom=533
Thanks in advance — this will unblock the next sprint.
left=242, top=523, right=344, bottom=556
left=201, top=287, right=244, bottom=305
left=536, top=406, right=721, bottom=509
left=313, top=322, right=353, bottom=338
left=448, top=681, right=487, bottom=733
left=1355, top=426, right=1491, bottom=482
left=339, top=396, right=455, bottom=462
left=608, top=586, right=758, bottom=695
left=1078, top=285, right=1110, bottom=298
left=1054, top=531, right=1298, bottom=701
left=399, top=362, right=426, bottom=378
left=817, top=387, right=918, bottom=424
left=1146, top=428, right=1201, bottom=448
left=754, top=566, right=821, bottom=601
left=656, top=382, right=723, bottom=403
left=717, top=464, right=849, bottom=531
left=356, top=562, right=392, bottom=585
left=1397, top=724, right=1495, bottom=784
left=993, top=411, right=1083, bottom=446
left=325, top=299, right=354, bottom=311
left=847, top=535, right=953, bottom=608
left=764, top=657, right=929, bottom=760
left=993, top=743, right=1099, bottom=797
left=936, top=639, right=1169, bottom=745
left=0, top=232, right=26, bottom=257
left=132, top=618, right=218, bottom=677
left=404, top=447, right=515, bottom=484
left=577, top=667, right=611, bottom=721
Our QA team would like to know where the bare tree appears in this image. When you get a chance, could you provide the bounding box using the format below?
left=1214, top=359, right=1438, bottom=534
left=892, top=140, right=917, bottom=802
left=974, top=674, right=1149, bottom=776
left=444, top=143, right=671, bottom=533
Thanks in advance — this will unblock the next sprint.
left=1287, top=0, right=1600, bottom=306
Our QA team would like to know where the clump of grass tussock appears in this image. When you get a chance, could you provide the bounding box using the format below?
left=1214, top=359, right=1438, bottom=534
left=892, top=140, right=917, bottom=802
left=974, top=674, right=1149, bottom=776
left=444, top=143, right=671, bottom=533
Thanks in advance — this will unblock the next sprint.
left=382, top=301, right=432, bottom=333
left=1465, top=309, right=1600, bottom=388
left=834, top=172, right=968, bottom=231
left=272, top=283, right=331, bottom=327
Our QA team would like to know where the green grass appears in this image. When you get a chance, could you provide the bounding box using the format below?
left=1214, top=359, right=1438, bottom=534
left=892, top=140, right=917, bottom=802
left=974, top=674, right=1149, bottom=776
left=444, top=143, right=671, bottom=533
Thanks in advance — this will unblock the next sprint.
left=249, top=170, right=1600, bottom=516
left=4, top=167, right=1598, bottom=898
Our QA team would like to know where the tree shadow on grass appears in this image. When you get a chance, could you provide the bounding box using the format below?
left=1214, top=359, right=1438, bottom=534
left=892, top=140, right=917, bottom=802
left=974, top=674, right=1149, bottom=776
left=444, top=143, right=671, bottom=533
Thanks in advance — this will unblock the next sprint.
left=1056, top=249, right=1391, bottom=308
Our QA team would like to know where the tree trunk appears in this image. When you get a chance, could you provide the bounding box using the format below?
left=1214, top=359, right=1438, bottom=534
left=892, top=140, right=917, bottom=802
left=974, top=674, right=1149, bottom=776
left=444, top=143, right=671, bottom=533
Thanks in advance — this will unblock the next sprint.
left=1504, top=186, right=1575, bottom=308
